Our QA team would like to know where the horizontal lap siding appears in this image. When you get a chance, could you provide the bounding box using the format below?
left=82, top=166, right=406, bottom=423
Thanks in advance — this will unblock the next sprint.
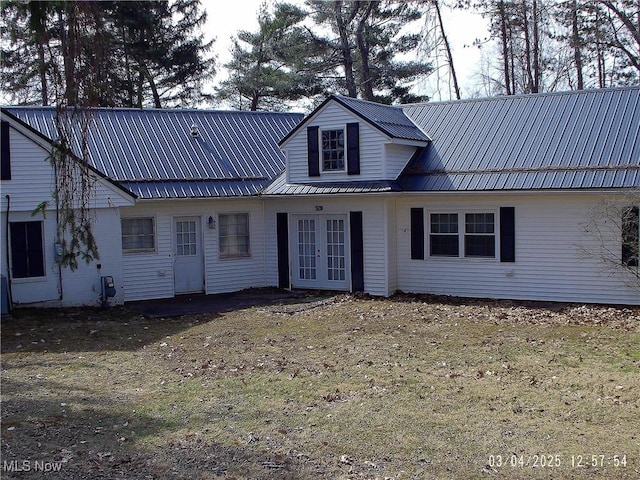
left=121, top=199, right=267, bottom=302
left=396, top=194, right=640, bottom=305
left=384, top=144, right=416, bottom=180
left=205, top=199, right=266, bottom=294
left=2, top=128, right=128, bottom=306
left=286, top=102, right=387, bottom=183
left=264, top=197, right=391, bottom=296
left=1, top=130, right=54, bottom=212
left=121, top=203, right=174, bottom=301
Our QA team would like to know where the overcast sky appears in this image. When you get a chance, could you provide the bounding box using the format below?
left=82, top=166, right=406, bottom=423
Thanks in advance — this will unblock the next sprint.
left=204, top=0, right=491, bottom=103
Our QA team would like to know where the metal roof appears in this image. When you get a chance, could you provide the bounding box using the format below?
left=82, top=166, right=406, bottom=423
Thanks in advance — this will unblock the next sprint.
left=279, top=95, right=430, bottom=145
left=333, top=95, right=430, bottom=142
left=5, top=107, right=302, bottom=198
left=262, top=172, right=400, bottom=195
left=400, top=87, right=640, bottom=191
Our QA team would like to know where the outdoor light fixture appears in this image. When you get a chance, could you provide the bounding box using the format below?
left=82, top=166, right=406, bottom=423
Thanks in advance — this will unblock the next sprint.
left=208, top=216, right=215, bottom=229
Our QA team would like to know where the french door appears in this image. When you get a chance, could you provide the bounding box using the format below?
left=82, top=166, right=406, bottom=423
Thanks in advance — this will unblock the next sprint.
left=291, top=215, right=349, bottom=290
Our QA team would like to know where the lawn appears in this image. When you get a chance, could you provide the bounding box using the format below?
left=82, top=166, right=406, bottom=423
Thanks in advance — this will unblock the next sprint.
left=1, top=293, right=639, bottom=479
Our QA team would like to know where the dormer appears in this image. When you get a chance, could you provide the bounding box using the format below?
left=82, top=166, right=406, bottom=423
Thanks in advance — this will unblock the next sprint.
left=279, top=95, right=430, bottom=184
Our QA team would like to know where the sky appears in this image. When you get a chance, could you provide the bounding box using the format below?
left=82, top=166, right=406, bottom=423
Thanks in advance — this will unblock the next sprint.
left=203, top=0, right=492, bottom=104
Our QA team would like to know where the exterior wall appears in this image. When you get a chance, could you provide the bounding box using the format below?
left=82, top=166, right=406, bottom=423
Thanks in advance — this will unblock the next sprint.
left=284, top=102, right=389, bottom=183
left=384, top=144, right=415, bottom=180
left=1, top=125, right=132, bottom=307
left=385, top=198, right=398, bottom=294
left=395, top=192, right=640, bottom=305
left=120, top=198, right=267, bottom=302
left=264, top=195, right=393, bottom=296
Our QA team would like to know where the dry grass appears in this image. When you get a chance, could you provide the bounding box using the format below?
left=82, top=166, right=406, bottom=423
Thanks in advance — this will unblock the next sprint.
left=1, top=294, right=639, bottom=479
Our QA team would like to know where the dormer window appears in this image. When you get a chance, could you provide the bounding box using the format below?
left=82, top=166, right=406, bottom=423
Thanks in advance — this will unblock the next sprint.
left=321, top=129, right=345, bottom=171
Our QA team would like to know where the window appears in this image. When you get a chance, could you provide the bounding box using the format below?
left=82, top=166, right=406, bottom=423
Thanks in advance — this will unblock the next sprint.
left=10, top=221, right=45, bottom=278
left=465, top=213, right=495, bottom=257
left=176, top=220, right=197, bottom=256
left=428, top=212, right=497, bottom=259
left=219, top=213, right=250, bottom=258
left=321, top=129, right=345, bottom=171
left=430, top=213, right=459, bottom=256
left=122, top=217, right=155, bottom=253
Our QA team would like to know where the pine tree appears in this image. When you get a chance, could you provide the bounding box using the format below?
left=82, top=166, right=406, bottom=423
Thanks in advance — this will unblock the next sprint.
left=216, top=3, right=326, bottom=110
left=0, top=0, right=215, bottom=107
left=305, top=0, right=432, bottom=103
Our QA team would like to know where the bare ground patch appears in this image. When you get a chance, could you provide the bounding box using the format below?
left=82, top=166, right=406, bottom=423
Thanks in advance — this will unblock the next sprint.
left=1, top=294, right=639, bottom=479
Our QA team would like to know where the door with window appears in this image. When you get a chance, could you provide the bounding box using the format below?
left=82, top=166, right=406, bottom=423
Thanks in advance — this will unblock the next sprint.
left=174, top=217, right=204, bottom=294
left=291, top=215, right=349, bottom=290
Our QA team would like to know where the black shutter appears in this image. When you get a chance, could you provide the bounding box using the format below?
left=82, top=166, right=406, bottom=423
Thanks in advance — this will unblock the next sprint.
left=500, top=207, right=516, bottom=263
left=276, top=213, right=290, bottom=288
left=622, top=206, right=639, bottom=267
left=350, top=211, right=364, bottom=292
left=1, top=121, right=11, bottom=180
left=410, top=208, right=424, bottom=260
left=346, top=122, right=360, bottom=175
left=307, top=126, right=320, bottom=177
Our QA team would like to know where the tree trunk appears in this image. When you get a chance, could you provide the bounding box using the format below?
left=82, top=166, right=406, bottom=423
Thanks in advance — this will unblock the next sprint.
left=434, top=0, right=461, bottom=100
left=531, top=0, right=540, bottom=92
left=498, top=1, right=512, bottom=95
left=571, top=0, right=584, bottom=89
left=522, top=0, right=535, bottom=92
left=334, top=1, right=357, bottom=97
left=355, top=2, right=375, bottom=100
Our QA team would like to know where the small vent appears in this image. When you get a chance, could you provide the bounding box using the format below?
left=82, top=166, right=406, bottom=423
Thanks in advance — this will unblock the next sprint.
left=190, top=123, right=200, bottom=138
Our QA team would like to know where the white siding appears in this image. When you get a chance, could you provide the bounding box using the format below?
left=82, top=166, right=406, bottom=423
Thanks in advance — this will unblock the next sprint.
left=384, top=144, right=415, bottom=180
left=395, top=193, right=640, bottom=305
left=386, top=198, right=398, bottom=294
left=121, top=198, right=267, bottom=302
left=284, top=102, right=389, bottom=183
left=264, top=196, right=393, bottom=296
left=1, top=124, right=132, bottom=307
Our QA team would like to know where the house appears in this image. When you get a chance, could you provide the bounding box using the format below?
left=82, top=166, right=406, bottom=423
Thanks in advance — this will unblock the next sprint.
left=1, top=107, right=301, bottom=306
left=2, top=86, right=639, bottom=307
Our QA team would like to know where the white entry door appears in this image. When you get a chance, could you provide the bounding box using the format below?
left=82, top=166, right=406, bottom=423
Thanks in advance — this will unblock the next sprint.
left=174, top=217, right=204, bottom=294
left=291, top=215, right=349, bottom=290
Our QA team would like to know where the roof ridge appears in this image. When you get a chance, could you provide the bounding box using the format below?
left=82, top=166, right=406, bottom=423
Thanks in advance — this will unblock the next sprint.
left=3, top=105, right=304, bottom=116
left=405, top=163, right=640, bottom=176
left=401, top=85, right=640, bottom=109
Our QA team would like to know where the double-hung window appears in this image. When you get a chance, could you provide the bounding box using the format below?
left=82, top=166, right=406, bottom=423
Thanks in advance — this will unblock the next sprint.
left=219, top=213, right=250, bottom=258
left=465, top=213, right=495, bottom=257
left=430, top=213, right=459, bottom=256
left=122, top=217, right=155, bottom=253
left=429, top=212, right=497, bottom=259
left=321, top=129, right=345, bottom=171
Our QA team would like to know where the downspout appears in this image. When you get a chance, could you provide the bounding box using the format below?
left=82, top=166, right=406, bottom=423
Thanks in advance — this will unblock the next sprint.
left=5, top=194, right=13, bottom=309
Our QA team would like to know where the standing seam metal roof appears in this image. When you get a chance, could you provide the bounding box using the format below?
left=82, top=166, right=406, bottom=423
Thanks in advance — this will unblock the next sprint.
left=400, top=87, right=640, bottom=191
left=5, top=106, right=303, bottom=199
left=278, top=94, right=430, bottom=145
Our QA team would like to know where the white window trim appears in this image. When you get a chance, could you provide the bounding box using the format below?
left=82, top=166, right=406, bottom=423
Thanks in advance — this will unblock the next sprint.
left=218, top=212, right=251, bottom=259
left=427, top=209, right=499, bottom=261
left=320, top=127, right=346, bottom=173
left=121, top=216, right=157, bottom=254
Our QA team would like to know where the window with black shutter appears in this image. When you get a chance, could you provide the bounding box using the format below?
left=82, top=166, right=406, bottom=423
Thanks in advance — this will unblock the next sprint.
left=10, top=221, right=45, bottom=278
